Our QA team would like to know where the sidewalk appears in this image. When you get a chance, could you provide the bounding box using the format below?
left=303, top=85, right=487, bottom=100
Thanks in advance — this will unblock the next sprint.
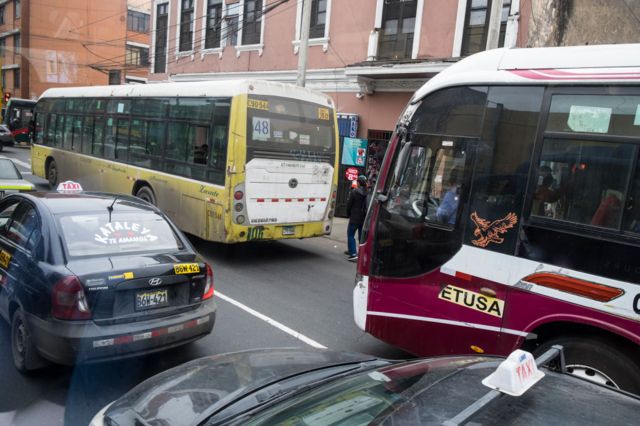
left=325, top=216, right=348, bottom=244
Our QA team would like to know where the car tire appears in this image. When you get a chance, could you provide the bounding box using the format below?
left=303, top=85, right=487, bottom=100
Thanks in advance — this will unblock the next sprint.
left=136, top=185, right=156, bottom=205
left=47, top=159, right=58, bottom=188
left=11, top=309, right=44, bottom=373
left=534, top=335, right=640, bottom=394
left=0, top=143, right=4, bottom=152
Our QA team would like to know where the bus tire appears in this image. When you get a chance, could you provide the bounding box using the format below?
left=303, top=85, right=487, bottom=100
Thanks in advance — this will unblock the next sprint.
left=11, top=309, right=44, bottom=373
left=534, top=335, right=640, bottom=394
left=135, top=185, right=156, bottom=205
left=46, top=158, right=58, bottom=188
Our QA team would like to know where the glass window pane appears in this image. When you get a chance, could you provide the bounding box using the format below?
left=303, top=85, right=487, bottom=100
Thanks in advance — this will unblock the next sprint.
left=82, top=116, right=93, bottom=154
left=168, top=98, right=214, bottom=121
left=63, top=116, right=73, bottom=149
left=107, top=99, right=131, bottom=115
left=115, top=118, right=130, bottom=161
left=546, top=94, right=640, bottom=137
left=410, top=86, right=488, bottom=137
left=533, top=139, right=635, bottom=230
left=104, top=118, right=116, bottom=159
left=93, top=117, right=105, bottom=156
left=167, top=122, right=190, bottom=162
left=624, top=158, right=640, bottom=234
left=72, top=116, right=83, bottom=151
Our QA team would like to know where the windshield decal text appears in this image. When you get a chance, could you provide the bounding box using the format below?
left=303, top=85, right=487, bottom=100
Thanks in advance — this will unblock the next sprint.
left=94, top=221, right=158, bottom=245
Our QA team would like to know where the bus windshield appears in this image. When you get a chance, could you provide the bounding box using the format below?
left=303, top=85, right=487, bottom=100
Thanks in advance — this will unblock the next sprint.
left=246, top=96, right=335, bottom=160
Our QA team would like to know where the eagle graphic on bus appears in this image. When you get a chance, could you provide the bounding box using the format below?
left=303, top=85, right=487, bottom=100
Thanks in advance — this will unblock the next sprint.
left=470, top=212, right=518, bottom=248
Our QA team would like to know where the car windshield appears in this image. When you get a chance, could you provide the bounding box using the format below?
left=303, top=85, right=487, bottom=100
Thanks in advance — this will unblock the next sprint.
left=235, top=358, right=486, bottom=426
left=57, top=210, right=182, bottom=257
left=0, top=160, right=21, bottom=179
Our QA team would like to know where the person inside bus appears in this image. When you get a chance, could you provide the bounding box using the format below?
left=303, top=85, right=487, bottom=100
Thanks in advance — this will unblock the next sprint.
left=346, top=175, right=369, bottom=261
left=436, top=168, right=461, bottom=225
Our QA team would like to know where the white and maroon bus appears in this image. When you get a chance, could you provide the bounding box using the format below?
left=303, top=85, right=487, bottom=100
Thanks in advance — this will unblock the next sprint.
left=354, top=43, right=640, bottom=393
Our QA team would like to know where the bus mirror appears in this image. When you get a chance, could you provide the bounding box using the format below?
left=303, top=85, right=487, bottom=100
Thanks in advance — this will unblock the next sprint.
left=392, top=141, right=413, bottom=185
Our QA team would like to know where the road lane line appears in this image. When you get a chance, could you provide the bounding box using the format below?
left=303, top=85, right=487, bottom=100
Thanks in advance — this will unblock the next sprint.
left=0, top=155, right=31, bottom=169
left=216, top=291, right=328, bottom=349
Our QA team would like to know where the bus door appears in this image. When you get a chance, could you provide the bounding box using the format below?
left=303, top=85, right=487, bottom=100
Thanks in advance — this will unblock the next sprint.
left=367, top=135, right=507, bottom=355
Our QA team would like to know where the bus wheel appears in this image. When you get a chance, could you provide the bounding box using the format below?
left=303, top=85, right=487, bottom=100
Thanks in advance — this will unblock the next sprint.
left=135, top=186, right=156, bottom=205
left=46, top=159, right=58, bottom=188
left=535, top=335, right=640, bottom=394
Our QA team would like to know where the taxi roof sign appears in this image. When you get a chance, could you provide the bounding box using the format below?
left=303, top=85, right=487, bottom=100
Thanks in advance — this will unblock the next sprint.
left=57, top=181, right=83, bottom=193
left=482, top=349, right=545, bottom=396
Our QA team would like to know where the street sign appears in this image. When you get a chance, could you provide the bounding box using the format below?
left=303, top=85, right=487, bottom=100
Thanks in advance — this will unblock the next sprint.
left=341, top=137, right=368, bottom=166
left=345, top=167, right=359, bottom=181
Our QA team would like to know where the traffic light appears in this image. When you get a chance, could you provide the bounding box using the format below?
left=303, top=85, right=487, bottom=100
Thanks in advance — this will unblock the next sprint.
left=3, top=92, right=10, bottom=103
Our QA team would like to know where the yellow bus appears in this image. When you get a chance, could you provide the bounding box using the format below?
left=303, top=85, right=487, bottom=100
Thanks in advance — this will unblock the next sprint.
left=31, top=80, right=339, bottom=243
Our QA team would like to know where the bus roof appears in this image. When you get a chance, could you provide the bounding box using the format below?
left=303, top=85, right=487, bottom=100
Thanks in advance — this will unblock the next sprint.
left=38, top=79, right=334, bottom=107
left=412, top=43, right=640, bottom=104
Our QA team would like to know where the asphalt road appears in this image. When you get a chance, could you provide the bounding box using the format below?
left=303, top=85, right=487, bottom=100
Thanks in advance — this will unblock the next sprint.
left=0, top=147, right=411, bottom=426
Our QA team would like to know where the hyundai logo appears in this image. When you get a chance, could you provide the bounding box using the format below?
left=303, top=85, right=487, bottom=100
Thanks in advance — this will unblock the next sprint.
left=289, top=178, right=298, bottom=189
left=149, top=277, right=163, bottom=286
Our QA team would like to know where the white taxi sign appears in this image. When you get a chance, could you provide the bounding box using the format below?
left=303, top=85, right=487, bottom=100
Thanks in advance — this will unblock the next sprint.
left=57, top=181, right=83, bottom=193
left=482, top=349, right=545, bottom=396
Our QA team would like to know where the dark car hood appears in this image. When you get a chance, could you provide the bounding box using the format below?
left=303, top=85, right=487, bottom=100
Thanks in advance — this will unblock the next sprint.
left=104, top=348, right=377, bottom=426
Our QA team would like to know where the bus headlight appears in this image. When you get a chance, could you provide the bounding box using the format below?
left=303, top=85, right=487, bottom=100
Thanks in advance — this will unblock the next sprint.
left=236, top=215, right=245, bottom=224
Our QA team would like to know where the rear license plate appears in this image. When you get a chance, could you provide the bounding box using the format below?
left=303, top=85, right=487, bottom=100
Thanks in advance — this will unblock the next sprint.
left=282, top=226, right=296, bottom=236
left=174, top=263, right=200, bottom=274
left=136, top=289, right=169, bottom=310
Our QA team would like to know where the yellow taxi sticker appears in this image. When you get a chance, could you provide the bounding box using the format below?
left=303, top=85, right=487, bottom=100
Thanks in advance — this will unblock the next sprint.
left=318, top=107, right=330, bottom=120
left=438, top=284, right=504, bottom=318
left=174, top=263, right=200, bottom=274
left=108, top=272, right=135, bottom=280
left=248, top=99, right=270, bottom=111
left=0, top=250, right=11, bottom=268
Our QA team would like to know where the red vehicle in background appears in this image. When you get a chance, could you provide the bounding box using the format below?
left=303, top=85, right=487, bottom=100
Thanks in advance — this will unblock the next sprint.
left=4, top=98, right=35, bottom=145
left=353, top=43, right=640, bottom=394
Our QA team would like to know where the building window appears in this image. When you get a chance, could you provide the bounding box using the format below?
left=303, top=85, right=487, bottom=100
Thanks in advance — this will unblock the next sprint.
left=461, top=0, right=511, bottom=56
left=242, top=0, right=262, bottom=45
left=126, top=45, right=150, bottom=66
left=377, top=0, right=417, bottom=60
left=13, top=68, right=19, bottom=89
left=309, top=0, right=327, bottom=39
left=225, top=7, right=239, bottom=47
left=205, top=0, right=223, bottom=49
left=179, top=0, right=194, bottom=52
left=14, top=0, right=19, bottom=19
left=108, top=70, right=121, bottom=85
left=0, top=39, right=5, bottom=56
left=1, top=71, right=5, bottom=90
left=154, top=3, right=169, bottom=73
left=13, top=33, right=19, bottom=55
left=127, top=10, right=150, bottom=33
left=0, top=6, right=5, bottom=24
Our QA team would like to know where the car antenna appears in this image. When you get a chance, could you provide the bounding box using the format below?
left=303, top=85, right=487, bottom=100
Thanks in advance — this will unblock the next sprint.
left=107, top=196, right=118, bottom=222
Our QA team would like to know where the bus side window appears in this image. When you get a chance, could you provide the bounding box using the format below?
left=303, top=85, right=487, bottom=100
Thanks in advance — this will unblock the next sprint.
left=63, top=115, right=74, bottom=150
left=115, top=118, right=130, bottom=161
left=46, top=114, right=56, bottom=146
left=624, top=159, right=640, bottom=234
left=104, top=118, right=116, bottom=159
left=81, top=116, right=93, bottom=154
left=54, top=115, right=64, bottom=148
left=72, top=116, right=83, bottom=152
left=209, top=100, right=230, bottom=185
left=93, top=117, right=105, bottom=157
left=465, top=86, right=544, bottom=254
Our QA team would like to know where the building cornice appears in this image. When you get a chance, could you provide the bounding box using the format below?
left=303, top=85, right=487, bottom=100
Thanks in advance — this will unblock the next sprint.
left=168, top=66, right=447, bottom=93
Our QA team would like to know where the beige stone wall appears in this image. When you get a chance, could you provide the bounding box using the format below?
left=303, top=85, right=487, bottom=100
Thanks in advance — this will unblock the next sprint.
left=527, top=0, right=640, bottom=47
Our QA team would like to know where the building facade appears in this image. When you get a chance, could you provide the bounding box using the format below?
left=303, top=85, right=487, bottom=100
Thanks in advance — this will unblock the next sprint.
left=0, top=0, right=151, bottom=101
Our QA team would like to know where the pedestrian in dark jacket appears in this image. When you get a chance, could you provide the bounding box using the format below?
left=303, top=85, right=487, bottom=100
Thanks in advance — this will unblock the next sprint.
left=346, top=175, right=368, bottom=261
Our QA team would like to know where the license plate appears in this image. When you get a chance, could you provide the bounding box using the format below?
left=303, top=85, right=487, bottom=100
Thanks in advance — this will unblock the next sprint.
left=136, top=289, right=169, bottom=310
left=282, top=226, right=296, bottom=236
left=174, top=263, right=200, bottom=274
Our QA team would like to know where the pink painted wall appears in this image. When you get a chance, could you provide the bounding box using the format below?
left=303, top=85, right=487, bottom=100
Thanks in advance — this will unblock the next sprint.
left=330, top=92, right=412, bottom=137
left=419, top=0, right=458, bottom=58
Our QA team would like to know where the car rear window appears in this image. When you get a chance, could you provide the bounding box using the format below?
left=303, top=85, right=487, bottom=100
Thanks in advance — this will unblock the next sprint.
left=57, top=211, right=182, bottom=257
left=0, top=160, right=22, bottom=179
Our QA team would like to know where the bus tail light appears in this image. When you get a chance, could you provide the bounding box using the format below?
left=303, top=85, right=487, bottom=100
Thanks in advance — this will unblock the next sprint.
left=203, top=263, right=214, bottom=300
left=233, top=183, right=247, bottom=225
left=234, top=191, right=244, bottom=201
left=522, top=273, right=624, bottom=302
left=234, top=203, right=244, bottom=212
left=52, top=276, right=92, bottom=320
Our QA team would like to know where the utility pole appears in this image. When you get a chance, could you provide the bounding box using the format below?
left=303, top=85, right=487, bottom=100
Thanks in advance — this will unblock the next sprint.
left=296, top=0, right=312, bottom=87
left=486, top=0, right=504, bottom=50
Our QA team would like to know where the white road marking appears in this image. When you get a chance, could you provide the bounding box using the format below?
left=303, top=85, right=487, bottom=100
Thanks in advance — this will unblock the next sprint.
left=0, top=155, right=31, bottom=170
left=216, top=291, right=328, bottom=349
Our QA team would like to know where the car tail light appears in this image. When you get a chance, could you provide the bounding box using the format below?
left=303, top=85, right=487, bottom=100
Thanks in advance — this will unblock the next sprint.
left=203, top=263, right=214, bottom=300
left=234, top=191, right=244, bottom=201
left=52, top=276, right=92, bottom=320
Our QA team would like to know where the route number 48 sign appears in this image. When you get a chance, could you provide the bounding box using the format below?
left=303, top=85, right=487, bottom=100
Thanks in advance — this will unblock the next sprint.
left=252, top=117, right=270, bottom=140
